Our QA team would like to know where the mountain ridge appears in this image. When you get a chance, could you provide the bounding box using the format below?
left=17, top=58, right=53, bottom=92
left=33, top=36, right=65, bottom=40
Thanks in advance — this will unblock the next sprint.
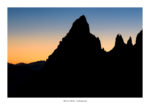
left=8, top=15, right=142, bottom=97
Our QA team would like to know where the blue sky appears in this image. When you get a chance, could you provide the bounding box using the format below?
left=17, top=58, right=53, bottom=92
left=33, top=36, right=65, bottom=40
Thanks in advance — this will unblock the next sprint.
left=8, top=8, right=142, bottom=63
left=8, top=8, right=142, bottom=36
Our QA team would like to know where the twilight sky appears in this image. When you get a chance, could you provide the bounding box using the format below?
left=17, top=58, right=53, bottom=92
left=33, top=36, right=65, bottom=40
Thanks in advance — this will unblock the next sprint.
left=8, top=8, right=142, bottom=64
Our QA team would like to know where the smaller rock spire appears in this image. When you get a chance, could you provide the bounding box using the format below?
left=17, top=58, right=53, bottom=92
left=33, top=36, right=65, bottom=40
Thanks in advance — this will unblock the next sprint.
left=127, top=36, right=133, bottom=46
left=115, top=34, right=125, bottom=46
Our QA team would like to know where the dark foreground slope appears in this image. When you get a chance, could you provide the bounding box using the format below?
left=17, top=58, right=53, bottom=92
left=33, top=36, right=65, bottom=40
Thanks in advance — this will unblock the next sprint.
left=8, top=15, right=142, bottom=97
left=8, top=61, right=45, bottom=97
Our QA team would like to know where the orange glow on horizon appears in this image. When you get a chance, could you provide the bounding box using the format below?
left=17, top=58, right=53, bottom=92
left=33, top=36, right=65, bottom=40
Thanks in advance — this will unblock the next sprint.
left=8, top=33, right=136, bottom=64
left=8, top=34, right=62, bottom=64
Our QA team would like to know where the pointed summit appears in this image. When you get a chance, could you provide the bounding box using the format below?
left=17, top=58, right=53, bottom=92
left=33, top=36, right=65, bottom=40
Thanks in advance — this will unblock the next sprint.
left=45, top=15, right=102, bottom=67
left=69, top=15, right=90, bottom=35
left=78, top=15, right=87, bottom=22
left=127, top=36, right=133, bottom=46
left=110, top=34, right=126, bottom=53
left=115, top=34, right=125, bottom=47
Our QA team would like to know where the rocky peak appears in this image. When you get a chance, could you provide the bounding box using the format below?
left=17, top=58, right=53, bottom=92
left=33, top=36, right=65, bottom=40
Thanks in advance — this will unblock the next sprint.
left=69, top=15, right=90, bottom=36
left=46, top=15, right=102, bottom=62
left=115, top=34, right=125, bottom=47
left=127, top=36, right=133, bottom=46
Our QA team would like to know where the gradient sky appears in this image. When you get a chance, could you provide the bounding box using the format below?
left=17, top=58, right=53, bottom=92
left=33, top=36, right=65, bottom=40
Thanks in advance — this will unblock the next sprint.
left=8, top=8, right=142, bottom=64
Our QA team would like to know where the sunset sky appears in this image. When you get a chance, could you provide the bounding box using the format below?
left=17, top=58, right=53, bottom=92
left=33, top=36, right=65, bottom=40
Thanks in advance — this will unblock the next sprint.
left=8, top=8, right=142, bottom=64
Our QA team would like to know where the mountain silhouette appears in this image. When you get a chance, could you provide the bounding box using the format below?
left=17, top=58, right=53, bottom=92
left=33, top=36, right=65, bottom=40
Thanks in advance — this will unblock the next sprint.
left=127, top=37, right=133, bottom=47
left=8, top=61, right=45, bottom=97
left=44, top=15, right=101, bottom=70
left=8, top=15, right=142, bottom=97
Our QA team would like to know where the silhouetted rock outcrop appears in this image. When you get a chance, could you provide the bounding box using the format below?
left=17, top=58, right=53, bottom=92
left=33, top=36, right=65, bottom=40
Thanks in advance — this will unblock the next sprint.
left=127, top=37, right=133, bottom=47
left=44, top=15, right=102, bottom=70
left=8, top=15, right=142, bottom=97
left=127, top=37, right=133, bottom=46
left=115, top=34, right=125, bottom=46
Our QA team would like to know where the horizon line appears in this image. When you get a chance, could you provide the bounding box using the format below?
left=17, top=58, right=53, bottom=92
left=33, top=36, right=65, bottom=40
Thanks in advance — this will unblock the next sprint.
left=8, top=29, right=142, bottom=65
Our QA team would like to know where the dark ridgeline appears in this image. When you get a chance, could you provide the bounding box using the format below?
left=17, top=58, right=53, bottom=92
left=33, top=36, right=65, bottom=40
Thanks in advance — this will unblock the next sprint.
left=8, top=15, right=142, bottom=97
left=8, top=61, right=45, bottom=97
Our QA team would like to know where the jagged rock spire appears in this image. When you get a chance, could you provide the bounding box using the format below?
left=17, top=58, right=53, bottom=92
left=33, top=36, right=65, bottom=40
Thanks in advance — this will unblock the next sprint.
left=127, top=36, right=133, bottom=46
left=69, top=15, right=90, bottom=36
left=115, top=34, right=125, bottom=47
left=46, top=15, right=102, bottom=64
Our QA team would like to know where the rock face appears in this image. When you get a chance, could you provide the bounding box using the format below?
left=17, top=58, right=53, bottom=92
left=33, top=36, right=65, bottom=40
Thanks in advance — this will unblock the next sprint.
left=69, top=15, right=90, bottom=35
left=8, top=15, right=142, bottom=97
left=115, top=34, right=125, bottom=47
left=127, top=37, right=133, bottom=47
left=110, top=34, right=126, bottom=54
left=45, top=15, right=101, bottom=66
